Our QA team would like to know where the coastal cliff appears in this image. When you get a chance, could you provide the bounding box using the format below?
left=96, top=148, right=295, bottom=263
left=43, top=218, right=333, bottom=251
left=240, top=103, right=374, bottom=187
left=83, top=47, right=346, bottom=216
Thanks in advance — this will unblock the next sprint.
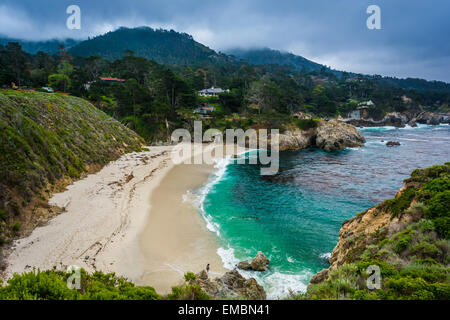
left=304, top=163, right=450, bottom=300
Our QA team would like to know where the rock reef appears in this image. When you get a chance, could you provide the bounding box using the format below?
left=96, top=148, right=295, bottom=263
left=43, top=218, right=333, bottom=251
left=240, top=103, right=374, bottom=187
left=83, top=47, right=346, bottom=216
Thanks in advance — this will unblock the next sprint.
left=238, top=251, right=270, bottom=271
left=272, top=119, right=366, bottom=152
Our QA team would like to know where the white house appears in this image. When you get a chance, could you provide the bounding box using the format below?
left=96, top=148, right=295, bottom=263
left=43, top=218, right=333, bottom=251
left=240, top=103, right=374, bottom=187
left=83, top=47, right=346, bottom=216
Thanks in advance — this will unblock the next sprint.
left=198, top=87, right=228, bottom=97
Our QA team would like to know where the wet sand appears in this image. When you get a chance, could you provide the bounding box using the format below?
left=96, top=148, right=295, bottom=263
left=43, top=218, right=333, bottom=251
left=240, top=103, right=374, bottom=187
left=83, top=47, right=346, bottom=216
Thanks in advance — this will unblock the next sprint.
left=138, top=161, right=227, bottom=293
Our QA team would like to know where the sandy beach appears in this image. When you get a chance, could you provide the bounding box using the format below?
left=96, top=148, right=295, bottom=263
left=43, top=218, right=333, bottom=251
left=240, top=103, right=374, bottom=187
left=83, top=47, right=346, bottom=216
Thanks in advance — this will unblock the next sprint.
left=3, top=144, right=227, bottom=292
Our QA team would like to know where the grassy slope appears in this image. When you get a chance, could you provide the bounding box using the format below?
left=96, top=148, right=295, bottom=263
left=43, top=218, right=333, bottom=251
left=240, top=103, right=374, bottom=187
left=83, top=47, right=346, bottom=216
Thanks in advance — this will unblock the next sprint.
left=0, top=90, right=144, bottom=247
left=300, top=164, right=450, bottom=300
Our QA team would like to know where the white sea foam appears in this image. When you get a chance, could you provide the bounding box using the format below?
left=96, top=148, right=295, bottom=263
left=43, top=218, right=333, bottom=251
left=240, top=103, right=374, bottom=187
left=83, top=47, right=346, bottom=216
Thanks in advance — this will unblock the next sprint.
left=217, top=246, right=311, bottom=299
left=263, top=272, right=310, bottom=299
left=320, top=252, right=331, bottom=260
left=194, top=149, right=323, bottom=299
left=188, top=148, right=260, bottom=236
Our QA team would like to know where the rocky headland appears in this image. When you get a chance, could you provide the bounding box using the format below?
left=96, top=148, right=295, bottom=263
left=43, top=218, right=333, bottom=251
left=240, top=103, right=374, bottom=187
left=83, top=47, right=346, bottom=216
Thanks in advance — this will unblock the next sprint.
left=272, top=119, right=366, bottom=152
left=305, top=163, right=450, bottom=299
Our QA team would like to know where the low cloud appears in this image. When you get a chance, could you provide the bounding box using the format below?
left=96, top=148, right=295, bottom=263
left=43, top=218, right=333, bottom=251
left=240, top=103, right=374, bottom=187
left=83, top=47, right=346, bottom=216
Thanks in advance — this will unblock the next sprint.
left=0, top=0, right=448, bottom=81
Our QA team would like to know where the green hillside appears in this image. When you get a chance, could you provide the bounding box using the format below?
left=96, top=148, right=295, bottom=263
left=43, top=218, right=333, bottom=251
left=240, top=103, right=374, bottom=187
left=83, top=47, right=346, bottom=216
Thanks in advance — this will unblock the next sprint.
left=0, top=90, right=144, bottom=247
left=0, top=37, right=80, bottom=55
left=69, top=27, right=229, bottom=65
left=228, top=47, right=329, bottom=73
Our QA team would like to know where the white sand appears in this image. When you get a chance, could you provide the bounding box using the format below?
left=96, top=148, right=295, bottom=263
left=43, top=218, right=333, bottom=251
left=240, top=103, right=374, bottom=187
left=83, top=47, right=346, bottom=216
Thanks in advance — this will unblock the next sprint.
left=3, top=144, right=238, bottom=292
left=4, top=147, right=177, bottom=282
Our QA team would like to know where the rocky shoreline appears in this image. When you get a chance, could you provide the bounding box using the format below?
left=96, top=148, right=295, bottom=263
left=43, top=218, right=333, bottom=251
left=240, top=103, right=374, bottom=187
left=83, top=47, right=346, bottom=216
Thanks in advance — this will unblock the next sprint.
left=345, top=111, right=450, bottom=128
left=275, top=119, right=366, bottom=152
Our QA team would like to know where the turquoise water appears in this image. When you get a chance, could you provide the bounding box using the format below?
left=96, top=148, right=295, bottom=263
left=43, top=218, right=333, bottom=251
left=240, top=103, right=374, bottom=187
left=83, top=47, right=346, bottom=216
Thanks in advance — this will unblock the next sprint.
left=192, top=124, right=450, bottom=299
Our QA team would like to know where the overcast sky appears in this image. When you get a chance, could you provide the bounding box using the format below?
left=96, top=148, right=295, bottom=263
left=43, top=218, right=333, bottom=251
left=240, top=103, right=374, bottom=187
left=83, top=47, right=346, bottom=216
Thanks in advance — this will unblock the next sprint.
left=1, top=0, right=449, bottom=82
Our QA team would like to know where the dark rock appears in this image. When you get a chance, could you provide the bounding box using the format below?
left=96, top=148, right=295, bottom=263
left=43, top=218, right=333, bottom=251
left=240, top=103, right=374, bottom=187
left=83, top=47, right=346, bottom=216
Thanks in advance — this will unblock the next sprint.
left=386, top=141, right=401, bottom=146
left=408, top=119, right=418, bottom=127
left=309, top=269, right=329, bottom=284
left=428, top=116, right=440, bottom=125
left=237, top=261, right=252, bottom=270
left=193, top=269, right=266, bottom=300
left=251, top=251, right=270, bottom=271
left=237, top=251, right=270, bottom=271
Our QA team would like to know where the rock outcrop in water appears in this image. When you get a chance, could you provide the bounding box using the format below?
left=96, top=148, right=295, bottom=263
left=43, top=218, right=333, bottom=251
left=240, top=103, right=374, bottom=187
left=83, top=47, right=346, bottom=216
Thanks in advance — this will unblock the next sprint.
left=238, top=251, right=270, bottom=271
left=191, top=270, right=266, bottom=300
left=315, top=120, right=366, bottom=152
left=272, top=120, right=365, bottom=152
left=386, top=141, right=401, bottom=146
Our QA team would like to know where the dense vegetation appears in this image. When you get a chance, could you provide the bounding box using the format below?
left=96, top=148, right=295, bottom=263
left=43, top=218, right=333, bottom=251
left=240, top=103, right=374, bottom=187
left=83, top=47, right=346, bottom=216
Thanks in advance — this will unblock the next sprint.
left=298, top=164, right=450, bottom=300
left=0, top=90, right=144, bottom=248
left=69, top=27, right=229, bottom=65
left=228, top=47, right=328, bottom=73
left=1, top=28, right=449, bottom=145
left=0, top=269, right=210, bottom=300
left=0, top=37, right=80, bottom=55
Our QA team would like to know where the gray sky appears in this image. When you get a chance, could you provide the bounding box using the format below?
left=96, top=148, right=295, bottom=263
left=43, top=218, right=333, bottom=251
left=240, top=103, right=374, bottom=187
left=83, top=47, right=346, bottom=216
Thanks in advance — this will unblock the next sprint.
left=1, top=0, right=449, bottom=82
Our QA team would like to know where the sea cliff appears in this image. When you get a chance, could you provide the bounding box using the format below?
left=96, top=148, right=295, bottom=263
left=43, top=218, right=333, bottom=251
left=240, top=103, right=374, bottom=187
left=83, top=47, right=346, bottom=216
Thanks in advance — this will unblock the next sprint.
left=304, top=163, right=450, bottom=300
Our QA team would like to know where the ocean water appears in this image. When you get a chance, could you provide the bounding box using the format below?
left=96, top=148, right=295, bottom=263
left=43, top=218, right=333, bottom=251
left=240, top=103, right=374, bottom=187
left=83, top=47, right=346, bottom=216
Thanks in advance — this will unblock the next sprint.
left=191, top=124, right=450, bottom=299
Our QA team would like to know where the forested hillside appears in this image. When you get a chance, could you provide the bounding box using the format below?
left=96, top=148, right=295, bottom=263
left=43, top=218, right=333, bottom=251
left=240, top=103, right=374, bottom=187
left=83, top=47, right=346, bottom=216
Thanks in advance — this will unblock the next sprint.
left=228, top=47, right=328, bottom=73
left=1, top=27, right=449, bottom=145
left=69, top=27, right=229, bottom=65
left=0, top=37, right=80, bottom=55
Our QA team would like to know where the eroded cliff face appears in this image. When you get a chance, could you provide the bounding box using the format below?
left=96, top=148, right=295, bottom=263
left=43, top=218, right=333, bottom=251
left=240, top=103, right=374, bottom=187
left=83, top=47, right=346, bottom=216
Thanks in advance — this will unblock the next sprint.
left=310, top=184, right=424, bottom=285
left=306, top=164, right=449, bottom=300
left=273, top=119, right=365, bottom=152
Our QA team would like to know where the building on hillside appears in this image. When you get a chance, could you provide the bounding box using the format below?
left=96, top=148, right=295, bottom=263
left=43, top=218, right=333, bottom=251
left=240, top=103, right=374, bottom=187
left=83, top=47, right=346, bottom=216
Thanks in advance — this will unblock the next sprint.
left=402, top=95, right=412, bottom=104
left=41, top=87, right=54, bottom=93
left=84, top=77, right=126, bottom=91
left=99, top=77, right=126, bottom=83
left=194, top=105, right=216, bottom=114
left=347, top=100, right=374, bottom=120
left=198, top=87, right=228, bottom=97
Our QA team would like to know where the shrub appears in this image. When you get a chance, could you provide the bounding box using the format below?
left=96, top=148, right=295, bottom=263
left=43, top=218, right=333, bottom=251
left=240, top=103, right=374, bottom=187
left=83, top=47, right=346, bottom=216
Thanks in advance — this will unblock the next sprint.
left=184, top=272, right=197, bottom=281
left=167, top=284, right=210, bottom=300
left=394, top=229, right=414, bottom=253
left=425, top=191, right=450, bottom=219
left=383, top=188, right=416, bottom=218
left=295, top=119, right=319, bottom=131
left=0, top=209, right=7, bottom=222
left=0, top=269, right=161, bottom=300
left=11, top=222, right=20, bottom=232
